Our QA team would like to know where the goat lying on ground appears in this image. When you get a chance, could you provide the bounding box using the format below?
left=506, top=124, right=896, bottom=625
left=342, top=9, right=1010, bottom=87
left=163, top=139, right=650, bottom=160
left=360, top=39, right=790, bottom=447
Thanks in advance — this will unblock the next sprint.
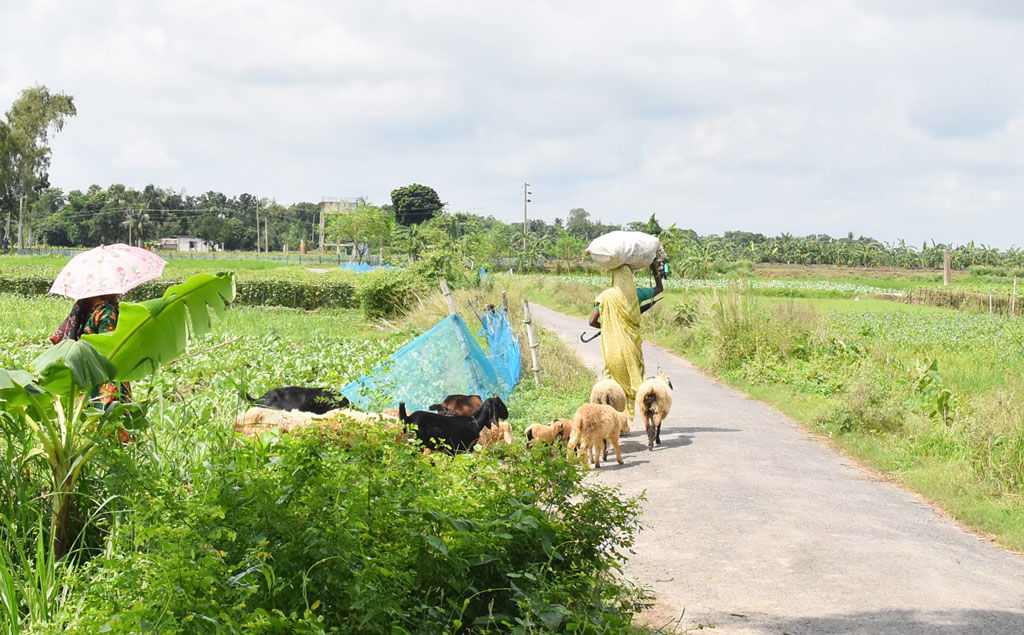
left=635, top=372, right=673, bottom=451
left=524, top=418, right=572, bottom=447
left=233, top=406, right=404, bottom=443
left=399, top=396, right=509, bottom=454
left=567, top=404, right=628, bottom=469
left=589, top=379, right=630, bottom=434
left=248, top=386, right=349, bottom=414
left=428, top=394, right=483, bottom=416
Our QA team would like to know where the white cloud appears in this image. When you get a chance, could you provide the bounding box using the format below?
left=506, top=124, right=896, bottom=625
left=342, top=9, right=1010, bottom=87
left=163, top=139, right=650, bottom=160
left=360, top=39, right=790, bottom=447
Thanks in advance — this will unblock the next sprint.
left=1, top=0, right=1023, bottom=246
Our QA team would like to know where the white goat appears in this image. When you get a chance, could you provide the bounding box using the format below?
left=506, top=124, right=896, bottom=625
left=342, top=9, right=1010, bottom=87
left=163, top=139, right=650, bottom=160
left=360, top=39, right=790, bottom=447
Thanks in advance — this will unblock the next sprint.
left=589, top=379, right=630, bottom=434
left=635, top=372, right=673, bottom=451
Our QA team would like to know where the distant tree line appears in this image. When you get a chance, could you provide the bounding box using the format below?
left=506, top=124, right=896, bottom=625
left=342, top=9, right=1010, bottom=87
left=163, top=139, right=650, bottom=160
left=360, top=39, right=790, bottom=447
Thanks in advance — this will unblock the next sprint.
left=3, top=85, right=1021, bottom=274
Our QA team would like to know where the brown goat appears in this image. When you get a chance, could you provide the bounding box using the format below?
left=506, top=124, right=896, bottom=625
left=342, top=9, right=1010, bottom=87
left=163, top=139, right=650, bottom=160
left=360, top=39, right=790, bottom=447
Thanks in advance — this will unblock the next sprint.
left=567, top=404, right=628, bottom=469
left=428, top=394, right=483, bottom=416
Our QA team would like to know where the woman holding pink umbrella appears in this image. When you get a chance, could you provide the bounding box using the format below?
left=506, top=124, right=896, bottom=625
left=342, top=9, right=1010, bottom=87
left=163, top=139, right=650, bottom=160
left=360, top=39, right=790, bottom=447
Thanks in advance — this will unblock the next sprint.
left=48, top=243, right=166, bottom=405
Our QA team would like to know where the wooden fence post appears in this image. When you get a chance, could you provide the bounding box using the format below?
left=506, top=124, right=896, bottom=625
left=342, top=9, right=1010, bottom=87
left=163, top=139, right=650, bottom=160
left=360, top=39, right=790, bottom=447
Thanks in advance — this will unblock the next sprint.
left=522, top=299, right=541, bottom=385
left=439, top=278, right=457, bottom=316
left=1013, top=277, right=1017, bottom=317
left=467, top=299, right=485, bottom=327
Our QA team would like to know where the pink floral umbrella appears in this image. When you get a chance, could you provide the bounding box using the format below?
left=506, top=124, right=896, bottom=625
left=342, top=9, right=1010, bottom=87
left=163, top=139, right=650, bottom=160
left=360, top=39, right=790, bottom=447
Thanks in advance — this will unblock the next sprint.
left=49, top=243, right=167, bottom=300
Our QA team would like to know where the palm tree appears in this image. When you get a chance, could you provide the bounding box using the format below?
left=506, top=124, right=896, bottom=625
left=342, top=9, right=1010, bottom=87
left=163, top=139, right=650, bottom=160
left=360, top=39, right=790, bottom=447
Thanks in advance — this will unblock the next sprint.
left=121, top=209, right=151, bottom=247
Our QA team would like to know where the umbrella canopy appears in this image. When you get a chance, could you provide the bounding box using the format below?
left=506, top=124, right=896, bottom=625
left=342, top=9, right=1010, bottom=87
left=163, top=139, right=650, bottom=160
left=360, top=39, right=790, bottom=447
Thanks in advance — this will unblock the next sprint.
left=49, top=244, right=167, bottom=300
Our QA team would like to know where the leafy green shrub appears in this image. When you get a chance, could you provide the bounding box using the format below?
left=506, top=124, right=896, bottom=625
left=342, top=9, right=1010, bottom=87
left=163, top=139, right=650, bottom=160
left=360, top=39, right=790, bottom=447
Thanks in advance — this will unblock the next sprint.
left=670, top=299, right=699, bottom=327
left=410, top=251, right=472, bottom=289
left=56, top=425, right=645, bottom=634
left=355, top=268, right=425, bottom=319
left=841, top=367, right=908, bottom=433
left=0, top=275, right=358, bottom=310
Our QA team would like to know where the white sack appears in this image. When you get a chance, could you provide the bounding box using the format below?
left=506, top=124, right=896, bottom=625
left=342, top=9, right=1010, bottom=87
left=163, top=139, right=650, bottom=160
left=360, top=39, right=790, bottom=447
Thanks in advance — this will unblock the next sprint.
left=585, top=231, right=667, bottom=271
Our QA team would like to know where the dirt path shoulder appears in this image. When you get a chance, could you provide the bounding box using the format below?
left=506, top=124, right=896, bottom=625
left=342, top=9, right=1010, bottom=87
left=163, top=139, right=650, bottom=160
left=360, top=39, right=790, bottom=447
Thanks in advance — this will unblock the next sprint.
left=532, top=304, right=1024, bottom=635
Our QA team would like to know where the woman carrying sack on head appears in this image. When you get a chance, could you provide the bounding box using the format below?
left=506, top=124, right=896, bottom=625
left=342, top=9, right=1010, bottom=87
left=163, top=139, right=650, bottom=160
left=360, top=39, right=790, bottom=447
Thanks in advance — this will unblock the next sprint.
left=588, top=260, right=663, bottom=415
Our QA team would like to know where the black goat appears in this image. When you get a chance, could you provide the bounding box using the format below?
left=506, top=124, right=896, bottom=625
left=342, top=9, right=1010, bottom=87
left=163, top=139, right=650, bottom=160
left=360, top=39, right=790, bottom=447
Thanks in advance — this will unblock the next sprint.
left=248, top=386, right=349, bottom=414
left=399, top=396, right=509, bottom=454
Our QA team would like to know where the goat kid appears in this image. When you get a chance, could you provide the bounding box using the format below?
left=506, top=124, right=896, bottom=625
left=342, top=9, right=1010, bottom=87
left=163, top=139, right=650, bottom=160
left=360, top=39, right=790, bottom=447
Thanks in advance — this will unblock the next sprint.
left=524, top=418, right=572, bottom=447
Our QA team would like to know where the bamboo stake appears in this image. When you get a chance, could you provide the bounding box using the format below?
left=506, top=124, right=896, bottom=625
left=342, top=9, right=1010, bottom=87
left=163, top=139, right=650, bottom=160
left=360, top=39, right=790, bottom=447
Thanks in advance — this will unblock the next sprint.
left=989, top=294, right=993, bottom=315
left=467, top=299, right=485, bottom=327
left=522, top=299, right=541, bottom=385
left=439, top=278, right=457, bottom=316
left=1013, top=277, right=1017, bottom=316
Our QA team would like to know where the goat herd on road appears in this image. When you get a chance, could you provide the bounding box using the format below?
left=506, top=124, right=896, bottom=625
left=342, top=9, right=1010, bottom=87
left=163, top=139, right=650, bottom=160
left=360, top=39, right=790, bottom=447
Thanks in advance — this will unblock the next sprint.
left=233, top=373, right=674, bottom=469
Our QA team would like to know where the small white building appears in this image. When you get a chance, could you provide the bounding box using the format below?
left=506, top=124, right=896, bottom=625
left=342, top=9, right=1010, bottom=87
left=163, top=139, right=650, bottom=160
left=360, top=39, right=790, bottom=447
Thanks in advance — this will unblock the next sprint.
left=159, top=237, right=214, bottom=252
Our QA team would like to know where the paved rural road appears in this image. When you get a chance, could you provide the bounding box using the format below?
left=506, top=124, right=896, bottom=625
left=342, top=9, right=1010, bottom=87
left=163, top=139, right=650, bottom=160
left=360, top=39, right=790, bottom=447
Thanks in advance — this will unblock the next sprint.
left=531, top=304, right=1024, bottom=635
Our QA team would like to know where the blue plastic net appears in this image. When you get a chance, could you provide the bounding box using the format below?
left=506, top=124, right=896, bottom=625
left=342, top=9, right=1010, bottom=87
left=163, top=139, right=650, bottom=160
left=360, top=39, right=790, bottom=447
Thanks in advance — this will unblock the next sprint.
left=479, top=308, right=520, bottom=396
left=340, top=311, right=520, bottom=412
left=339, top=263, right=395, bottom=273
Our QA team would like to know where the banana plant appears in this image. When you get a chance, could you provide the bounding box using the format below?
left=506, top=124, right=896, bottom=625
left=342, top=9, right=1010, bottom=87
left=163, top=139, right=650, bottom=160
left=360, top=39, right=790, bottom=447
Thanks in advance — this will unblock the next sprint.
left=0, top=272, right=235, bottom=558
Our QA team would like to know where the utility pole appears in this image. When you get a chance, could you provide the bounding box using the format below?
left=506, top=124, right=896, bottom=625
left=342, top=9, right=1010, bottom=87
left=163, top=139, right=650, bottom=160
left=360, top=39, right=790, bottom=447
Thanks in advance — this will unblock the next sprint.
left=522, top=182, right=531, bottom=253
left=16, top=194, right=25, bottom=251
left=127, top=208, right=132, bottom=246
left=255, top=196, right=260, bottom=254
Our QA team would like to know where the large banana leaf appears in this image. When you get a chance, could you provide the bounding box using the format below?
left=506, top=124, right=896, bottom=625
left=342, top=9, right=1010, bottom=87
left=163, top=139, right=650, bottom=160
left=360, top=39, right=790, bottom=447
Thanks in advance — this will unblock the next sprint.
left=32, top=339, right=117, bottom=395
left=82, top=272, right=236, bottom=381
left=0, top=369, right=43, bottom=407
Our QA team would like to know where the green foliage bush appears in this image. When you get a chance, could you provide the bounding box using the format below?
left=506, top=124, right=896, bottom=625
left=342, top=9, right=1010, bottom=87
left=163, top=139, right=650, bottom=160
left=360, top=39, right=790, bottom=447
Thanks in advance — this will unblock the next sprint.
left=410, top=251, right=472, bottom=289
left=56, top=425, right=645, bottom=634
left=355, top=268, right=426, bottom=319
left=0, top=275, right=359, bottom=310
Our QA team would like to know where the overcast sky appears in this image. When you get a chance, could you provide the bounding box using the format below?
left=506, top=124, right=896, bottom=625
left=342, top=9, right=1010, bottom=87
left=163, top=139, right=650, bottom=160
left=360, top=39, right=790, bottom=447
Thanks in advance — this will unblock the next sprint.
left=2, top=1, right=1023, bottom=247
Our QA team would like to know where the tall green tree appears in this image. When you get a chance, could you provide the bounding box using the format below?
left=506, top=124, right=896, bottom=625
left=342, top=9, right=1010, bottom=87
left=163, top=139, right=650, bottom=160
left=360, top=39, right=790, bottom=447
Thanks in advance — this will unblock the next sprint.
left=327, top=204, right=388, bottom=263
left=0, top=86, right=76, bottom=247
left=390, top=184, right=443, bottom=226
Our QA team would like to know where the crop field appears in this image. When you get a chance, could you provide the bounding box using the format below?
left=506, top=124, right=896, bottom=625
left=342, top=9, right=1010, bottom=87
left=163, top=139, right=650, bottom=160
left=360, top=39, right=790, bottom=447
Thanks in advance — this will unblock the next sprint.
left=549, top=274, right=903, bottom=297
left=0, top=264, right=651, bottom=633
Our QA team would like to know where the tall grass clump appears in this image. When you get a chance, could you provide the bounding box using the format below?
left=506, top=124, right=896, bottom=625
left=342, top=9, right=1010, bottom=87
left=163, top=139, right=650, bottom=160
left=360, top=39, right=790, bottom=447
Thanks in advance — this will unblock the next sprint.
left=692, top=287, right=820, bottom=372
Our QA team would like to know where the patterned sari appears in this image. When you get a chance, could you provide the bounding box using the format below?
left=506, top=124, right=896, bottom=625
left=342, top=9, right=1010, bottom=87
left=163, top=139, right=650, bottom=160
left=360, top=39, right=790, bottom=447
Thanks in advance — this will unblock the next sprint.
left=51, top=298, right=131, bottom=404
